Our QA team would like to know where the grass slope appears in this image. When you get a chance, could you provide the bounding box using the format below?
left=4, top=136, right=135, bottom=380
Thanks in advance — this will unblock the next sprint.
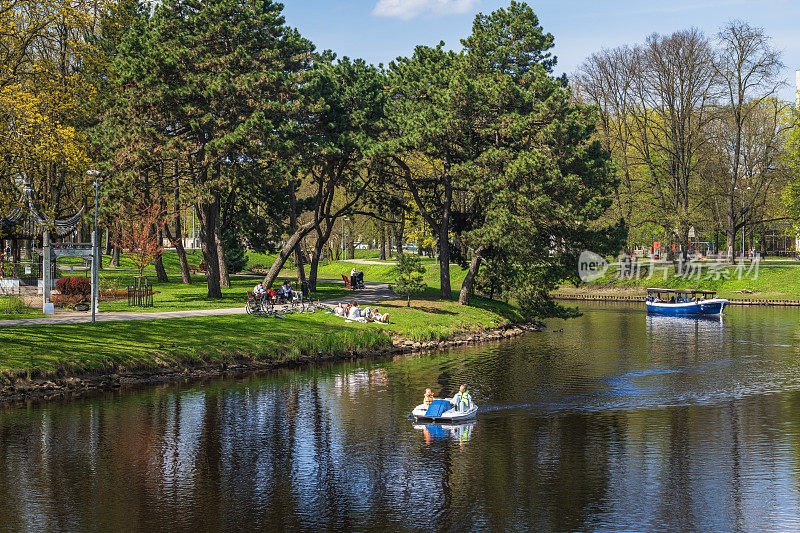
left=558, top=264, right=800, bottom=300
left=0, top=293, right=520, bottom=378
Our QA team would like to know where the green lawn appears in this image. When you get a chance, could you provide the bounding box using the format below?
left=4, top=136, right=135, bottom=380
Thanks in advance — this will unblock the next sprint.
left=0, top=296, right=43, bottom=321
left=558, top=264, right=800, bottom=300
left=7, top=248, right=462, bottom=317
left=97, top=274, right=349, bottom=313
left=282, top=260, right=467, bottom=292
left=0, top=292, right=521, bottom=379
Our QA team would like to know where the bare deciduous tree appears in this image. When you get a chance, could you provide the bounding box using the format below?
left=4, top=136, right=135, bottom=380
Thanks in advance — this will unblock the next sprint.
left=715, top=20, right=785, bottom=260
left=577, top=29, right=718, bottom=268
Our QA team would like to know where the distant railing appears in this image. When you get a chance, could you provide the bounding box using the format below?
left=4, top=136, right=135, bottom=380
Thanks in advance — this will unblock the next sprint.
left=0, top=261, right=41, bottom=284
left=551, top=293, right=800, bottom=306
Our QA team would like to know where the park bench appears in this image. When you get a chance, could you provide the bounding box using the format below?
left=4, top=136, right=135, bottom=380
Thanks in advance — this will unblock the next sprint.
left=188, top=262, right=207, bottom=275
left=342, top=274, right=354, bottom=290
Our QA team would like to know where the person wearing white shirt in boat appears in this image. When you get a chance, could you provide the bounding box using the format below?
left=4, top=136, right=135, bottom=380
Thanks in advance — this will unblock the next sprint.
left=451, top=384, right=473, bottom=412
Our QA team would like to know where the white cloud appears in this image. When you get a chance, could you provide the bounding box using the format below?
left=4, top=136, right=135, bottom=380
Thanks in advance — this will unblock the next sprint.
left=372, top=0, right=480, bottom=20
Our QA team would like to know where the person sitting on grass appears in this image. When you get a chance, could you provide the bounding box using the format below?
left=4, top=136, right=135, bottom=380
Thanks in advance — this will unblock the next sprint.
left=254, top=282, right=266, bottom=296
left=347, top=301, right=361, bottom=320
left=370, top=308, right=389, bottom=323
left=334, top=303, right=346, bottom=317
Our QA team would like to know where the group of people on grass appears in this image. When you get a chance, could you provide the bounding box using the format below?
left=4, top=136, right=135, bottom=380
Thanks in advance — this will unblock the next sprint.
left=253, top=280, right=298, bottom=302
left=333, top=300, right=389, bottom=323
left=423, top=384, right=474, bottom=413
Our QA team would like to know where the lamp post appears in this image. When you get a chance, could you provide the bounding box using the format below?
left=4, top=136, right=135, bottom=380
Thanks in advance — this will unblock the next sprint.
left=87, top=170, right=102, bottom=324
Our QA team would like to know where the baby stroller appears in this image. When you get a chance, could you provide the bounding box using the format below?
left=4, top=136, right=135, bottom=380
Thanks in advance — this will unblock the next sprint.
left=353, top=271, right=365, bottom=289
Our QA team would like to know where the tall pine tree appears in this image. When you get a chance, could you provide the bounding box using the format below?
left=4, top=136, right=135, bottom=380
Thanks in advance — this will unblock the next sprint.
left=456, top=2, right=624, bottom=314
left=103, top=0, right=312, bottom=297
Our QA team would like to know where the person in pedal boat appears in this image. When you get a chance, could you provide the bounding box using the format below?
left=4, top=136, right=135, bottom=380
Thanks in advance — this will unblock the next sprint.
left=423, top=388, right=435, bottom=406
left=451, top=384, right=473, bottom=412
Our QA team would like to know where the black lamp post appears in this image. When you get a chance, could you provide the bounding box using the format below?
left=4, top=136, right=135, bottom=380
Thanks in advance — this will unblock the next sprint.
left=87, top=170, right=103, bottom=324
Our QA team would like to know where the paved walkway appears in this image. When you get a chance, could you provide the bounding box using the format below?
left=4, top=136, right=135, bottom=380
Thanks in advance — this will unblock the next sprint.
left=342, top=258, right=396, bottom=265
left=0, top=282, right=395, bottom=327
left=343, top=258, right=439, bottom=266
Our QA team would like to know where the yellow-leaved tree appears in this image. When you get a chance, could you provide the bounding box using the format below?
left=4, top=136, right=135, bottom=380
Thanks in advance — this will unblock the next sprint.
left=0, top=0, right=115, bottom=224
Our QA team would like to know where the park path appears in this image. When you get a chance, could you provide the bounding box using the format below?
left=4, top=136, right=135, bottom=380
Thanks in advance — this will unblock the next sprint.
left=342, top=258, right=396, bottom=265
left=0, top=281, right=395, bottom=327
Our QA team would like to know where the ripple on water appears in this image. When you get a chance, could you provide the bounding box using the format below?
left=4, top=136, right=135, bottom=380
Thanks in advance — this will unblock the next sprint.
left=2, top=304, right=800, bottom=531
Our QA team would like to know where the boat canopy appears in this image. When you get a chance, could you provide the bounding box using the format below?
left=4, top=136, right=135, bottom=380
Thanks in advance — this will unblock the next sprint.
left=646, top=288, right=717, bottom=296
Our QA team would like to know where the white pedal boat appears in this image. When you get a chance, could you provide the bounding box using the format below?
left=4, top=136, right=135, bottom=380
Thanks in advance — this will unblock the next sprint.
left=412, top=399, right=478, bottom=422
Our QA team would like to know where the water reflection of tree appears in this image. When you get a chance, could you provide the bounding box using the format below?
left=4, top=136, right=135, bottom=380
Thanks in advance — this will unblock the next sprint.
left=4, top=321, right=800, bottom=530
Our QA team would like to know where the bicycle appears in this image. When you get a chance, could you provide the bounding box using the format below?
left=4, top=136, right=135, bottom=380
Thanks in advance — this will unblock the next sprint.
left=246, top=292, right=287, bottom=318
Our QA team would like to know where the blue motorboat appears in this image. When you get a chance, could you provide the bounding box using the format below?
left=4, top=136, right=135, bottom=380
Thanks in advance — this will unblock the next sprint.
left=645, top=288, right=728, bottom=316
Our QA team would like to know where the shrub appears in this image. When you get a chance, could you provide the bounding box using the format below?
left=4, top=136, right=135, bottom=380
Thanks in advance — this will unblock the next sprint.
left=56, top=276, right=91, bottom=296
left=1, top=296, right=30, bottom=314
left=51, top=294, right=88, bottom=307
left=392, top=253, right=427, bottom=307
left=223, top=226, right=248, bottom=274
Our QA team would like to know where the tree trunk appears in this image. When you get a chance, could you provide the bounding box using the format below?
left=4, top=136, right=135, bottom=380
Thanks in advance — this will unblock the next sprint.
left=294, top=246, right=306, bottom=284
left=438, top=173, right=452, bottom=299
left=110, top=244, right=120, bottom=267
left=308, top=221, right=336, bottom=291
left=168, top=161, right=191, bottom=284
left=394, top=213, right=404, bottom=258
left=164, top=217, right=191, bottom=284
left=262, top=222, right=315, bottom=289
left=153, top=228, right=168, bottom=282
left=215, top=217, right=229, bottom=288
left=288, top=184, right=305, bottom=285
left=154, top=253, right=168, bottom=282
left=379, top=223, right=386, bottom=260
left=458, top=245, right=484, bottom=305
left=197, top=202, right=222, bottom=298
left=726, top=215, right=736, bottom=263
left=11, top=238, right=18, bottom=279
left=308, top=243, right=323, bottom=292
left=105, top=229, right=113, bottom=255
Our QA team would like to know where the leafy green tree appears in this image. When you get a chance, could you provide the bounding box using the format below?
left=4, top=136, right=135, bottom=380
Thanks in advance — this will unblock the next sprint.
left=261, top=55, right=389, bottom=291
left=102, top=0, right=312, bottom=298
left=222, top=225, right=247, bottom=274
left=453, top=2, right=624, bottom=314
left=392, top=253, right=427, bottom=307
left=387, top=44, right=474, bottom=299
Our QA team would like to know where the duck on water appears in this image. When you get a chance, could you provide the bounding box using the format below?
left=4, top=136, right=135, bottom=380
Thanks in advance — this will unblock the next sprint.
left=645, top=288, right=728, bottom=316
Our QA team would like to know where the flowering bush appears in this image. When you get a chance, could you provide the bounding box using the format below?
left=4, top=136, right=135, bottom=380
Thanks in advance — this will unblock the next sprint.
left=51, top=294, right=88, bottom=307
left=56, top=276, right=91, bottom=296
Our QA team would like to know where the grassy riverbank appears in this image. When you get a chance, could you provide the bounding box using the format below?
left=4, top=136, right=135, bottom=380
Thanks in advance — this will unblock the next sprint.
left=28, top=250, right=457, bottom=315
left=556, top=264, right=800, bottom=300
left=0, top=293, right=522, bottom=380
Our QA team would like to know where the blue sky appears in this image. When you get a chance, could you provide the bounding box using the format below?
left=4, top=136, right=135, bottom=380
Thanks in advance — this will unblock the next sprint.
left=281, top=0, right=800, bottom=101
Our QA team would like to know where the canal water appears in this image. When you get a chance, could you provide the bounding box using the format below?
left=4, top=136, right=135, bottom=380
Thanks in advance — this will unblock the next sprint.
left=3, top=303, right=800, bottom=531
